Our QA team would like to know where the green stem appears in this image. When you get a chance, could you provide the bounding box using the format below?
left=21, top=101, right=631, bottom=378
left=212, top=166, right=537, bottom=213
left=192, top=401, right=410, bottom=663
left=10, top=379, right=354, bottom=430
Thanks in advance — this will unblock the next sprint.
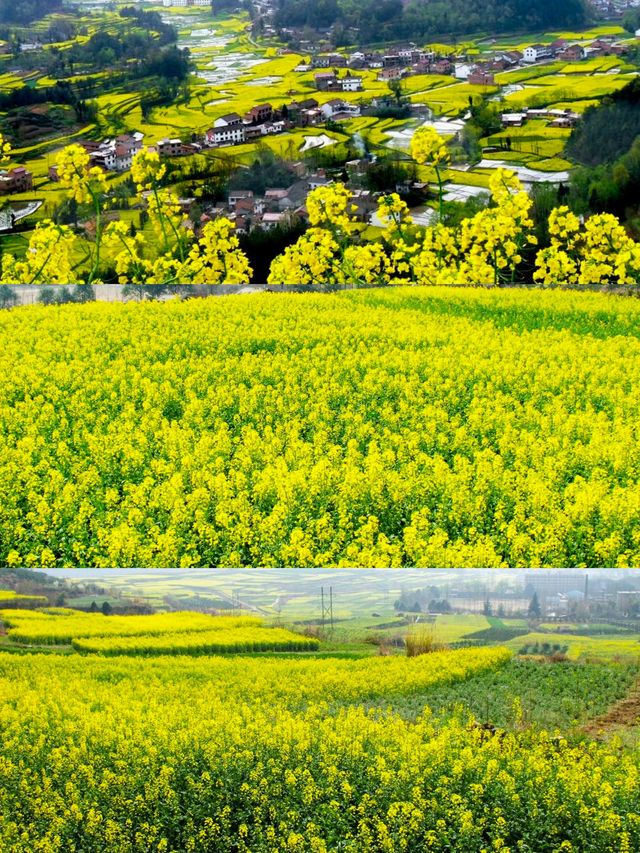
left=152, top=185, right=170, bottom=255
left=435, top=164, right=444, bottom=222
left=88, top=189, right=102, bottom=284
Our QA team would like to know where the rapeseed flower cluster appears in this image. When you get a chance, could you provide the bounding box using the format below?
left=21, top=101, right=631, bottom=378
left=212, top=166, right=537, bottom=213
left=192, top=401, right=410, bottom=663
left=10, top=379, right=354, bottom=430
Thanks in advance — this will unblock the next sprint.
left=0, top=132, right=11, bottom=163
left=534, top=207, right=640, bottom=285
left=1, top=135, right=639, bottom=285
left=1, top=608, right=262, bottom=644
left=0, top=146, right=251, bottom=285
left=270, top=169, right=538, bottom=286
left=0, top=221, right=77, bottom=285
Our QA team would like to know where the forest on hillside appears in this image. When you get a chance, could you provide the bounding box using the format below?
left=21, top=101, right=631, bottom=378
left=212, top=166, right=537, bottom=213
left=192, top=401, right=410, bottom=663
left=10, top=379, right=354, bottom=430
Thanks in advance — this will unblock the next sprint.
left=0, top=0, right=63, bottom=24
left=275, top=0, right=591, bottom=41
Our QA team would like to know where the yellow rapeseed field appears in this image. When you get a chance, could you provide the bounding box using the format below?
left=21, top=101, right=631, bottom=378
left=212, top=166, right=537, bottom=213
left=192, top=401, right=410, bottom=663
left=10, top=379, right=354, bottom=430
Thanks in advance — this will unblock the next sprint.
left=0, top=609, right=262, bottom=644
left=1, top=647, right=639, bottom=852
left=71, top=626, right=320, bottom=654
left=2, top=288, right=640, bottom=567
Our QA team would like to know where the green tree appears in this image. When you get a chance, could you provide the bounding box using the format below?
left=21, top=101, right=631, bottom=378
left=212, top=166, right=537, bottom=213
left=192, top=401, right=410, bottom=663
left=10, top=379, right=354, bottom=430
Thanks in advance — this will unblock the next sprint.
left=528, top=593, right=541, bottom=618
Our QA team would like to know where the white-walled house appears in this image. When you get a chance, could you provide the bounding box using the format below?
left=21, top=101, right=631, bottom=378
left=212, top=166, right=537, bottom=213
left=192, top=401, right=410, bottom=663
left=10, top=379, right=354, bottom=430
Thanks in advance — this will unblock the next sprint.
left=341, top=75, right=363, bottom=92
left=206, top=113, right=245, bottom=147
left=523, top=44, right=553, bottom=63
left=454, top=63, right=473, bottom=79
left=320, top=99, right=360, bottom=119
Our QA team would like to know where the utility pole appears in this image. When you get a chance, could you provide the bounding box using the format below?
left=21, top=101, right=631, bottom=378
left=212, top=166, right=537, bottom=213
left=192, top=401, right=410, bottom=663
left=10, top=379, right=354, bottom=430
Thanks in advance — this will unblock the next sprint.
left=321, top=586, right=334, bottom=632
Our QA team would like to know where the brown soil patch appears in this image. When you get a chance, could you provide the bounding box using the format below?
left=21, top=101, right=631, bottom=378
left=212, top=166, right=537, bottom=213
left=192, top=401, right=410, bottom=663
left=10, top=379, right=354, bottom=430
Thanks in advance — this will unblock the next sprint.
left=583, top=684, right=640, bottom=738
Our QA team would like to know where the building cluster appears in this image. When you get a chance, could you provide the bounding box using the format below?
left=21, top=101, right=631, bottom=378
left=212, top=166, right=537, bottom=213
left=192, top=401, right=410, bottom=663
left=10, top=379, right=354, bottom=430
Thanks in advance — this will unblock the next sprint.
left=453, top=35, right=630, bottom=83
left=0, top=165, right=33, bottom=196
left=500, top=107, right=582, bottom=129
left=204, top=97, right=361, bottom=149
left=523, top=573, right=640, bottom=620
left=49, top=133, right=146, bottom=182
left=295, top=31, right=632, bottom=93
left=522, top=36, right=629, bottom=63
left=314, top=70, right=363, bottom=92
left=298, top=46, right=455, bottom=82
left=212, top=169, right=376, bottom=235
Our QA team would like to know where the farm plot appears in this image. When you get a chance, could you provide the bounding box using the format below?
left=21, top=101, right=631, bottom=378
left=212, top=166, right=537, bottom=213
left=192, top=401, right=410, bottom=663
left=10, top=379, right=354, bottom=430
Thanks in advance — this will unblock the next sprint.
left=3, top=289, right=640, bottom=567
left=2, top=646, right=640, bottom=853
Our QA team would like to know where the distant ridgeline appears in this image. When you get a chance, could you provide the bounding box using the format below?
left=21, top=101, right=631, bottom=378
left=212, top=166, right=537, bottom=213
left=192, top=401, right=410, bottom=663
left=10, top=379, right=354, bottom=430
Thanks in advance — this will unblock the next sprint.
left=275, top=0, right=590, bottom=41
left=0, top=0, right=63, bottom=25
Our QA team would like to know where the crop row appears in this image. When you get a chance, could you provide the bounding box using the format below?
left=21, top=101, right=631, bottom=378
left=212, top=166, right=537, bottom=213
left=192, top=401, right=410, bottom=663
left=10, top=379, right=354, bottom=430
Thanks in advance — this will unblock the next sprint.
left=0, top=590, right=47, bottom=606
left=0, top=649, right=637, bottom=852
left=72, top=626, right=320, bottom=655
left=0, top=609, right=262, bottom=644
left=373, top=658, right=639, bottom=729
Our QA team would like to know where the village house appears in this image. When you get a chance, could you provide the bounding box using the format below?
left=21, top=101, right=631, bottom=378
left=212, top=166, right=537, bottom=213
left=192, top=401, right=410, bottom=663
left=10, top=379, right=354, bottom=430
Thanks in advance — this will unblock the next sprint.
left=382, top=54, right=404, bottom=68
left=261, top=211, right=288, bottom=230
left=233, top=215, right=249, bottom=235
left=454, top=63, right=475, bottom=80
left=157, top=138, right=185, bottom=159
left=315, top=72, right=339, bottom=91
left=468, top=68, right=495, bottom=86
left=228, top=190, right=254, bottom=209
left=341, top=74, right=363, bottom=92
left=377, top=67, right=405, bottom=82
left=396, top=46, right=416, bottom=61
left=312, top=53, right=346, bottom=68
left=72, top=132, right=145, bottom=174
left=91, top=148, right=117, bottom=171
left=523, top=44, right=554, bottom=63
left=117, top=132, right=144, bottom=154
left=206, top=113, right=245, bottom=146
left=262, top=120, right=287, bottom=135
left=234, top=196, right=256, bottom=216
left=319, top=99, right=360, bottom=120
left=429, top=59, right=454, bottom=75
left=349, top=189, right=376, bottom=222
left=245, top=103, right=273, bottom=124
left=286, top=98, right=320, bottom=126
left=243, top=125, right=265, bottom=141
left=114, top=144, right=136, bottom=171
left=0, top=166, right=33, bottom=195
left=558, top=44, right=584, bottom=61
left=308, top=173, right=330, bottom=190
left=264, top=188, right=289, bottom=210
left=549, top=39, right=567, bottom=53
left=501, top=112, right=527, bottom=127
left=488, top=51, right=522, bottom=71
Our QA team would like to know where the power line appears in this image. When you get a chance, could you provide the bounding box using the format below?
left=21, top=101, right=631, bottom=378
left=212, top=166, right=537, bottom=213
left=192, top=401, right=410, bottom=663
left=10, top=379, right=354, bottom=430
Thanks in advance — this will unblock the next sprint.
left=321, top=586, right=333, bottom=631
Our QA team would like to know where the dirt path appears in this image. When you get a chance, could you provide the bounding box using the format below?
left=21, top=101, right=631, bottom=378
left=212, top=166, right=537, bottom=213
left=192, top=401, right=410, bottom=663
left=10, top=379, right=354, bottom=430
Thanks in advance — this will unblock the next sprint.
left=582, top=683, right=640, bottom=738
